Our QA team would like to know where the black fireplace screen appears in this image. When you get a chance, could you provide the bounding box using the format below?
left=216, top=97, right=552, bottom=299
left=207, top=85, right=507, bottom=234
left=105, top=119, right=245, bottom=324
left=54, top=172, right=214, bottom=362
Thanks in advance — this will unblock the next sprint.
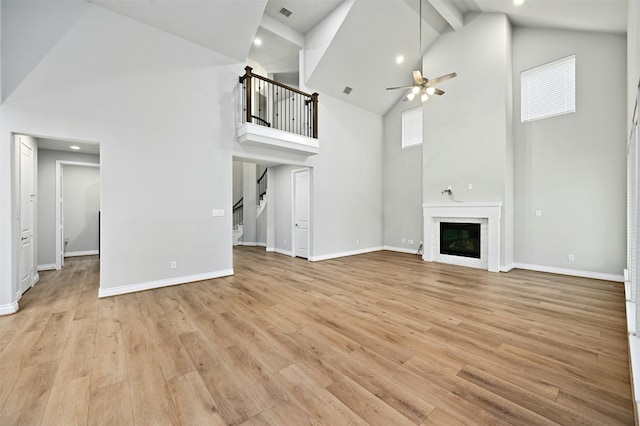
left=440, top=222, right=481, bottom=259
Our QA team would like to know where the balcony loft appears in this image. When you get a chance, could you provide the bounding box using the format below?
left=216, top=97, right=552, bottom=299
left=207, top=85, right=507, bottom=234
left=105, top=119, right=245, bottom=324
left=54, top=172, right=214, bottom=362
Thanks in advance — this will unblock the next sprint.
left=238, top=66, right=319, bottom=156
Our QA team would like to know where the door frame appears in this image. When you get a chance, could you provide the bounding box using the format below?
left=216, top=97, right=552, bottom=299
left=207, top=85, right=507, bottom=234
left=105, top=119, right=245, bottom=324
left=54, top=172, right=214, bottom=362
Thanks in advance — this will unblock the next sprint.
left=291, top=167, right=312, bottom=259
left=16, top=135, right=37, bottom=297
left=55, top=161, right=100, bottom=270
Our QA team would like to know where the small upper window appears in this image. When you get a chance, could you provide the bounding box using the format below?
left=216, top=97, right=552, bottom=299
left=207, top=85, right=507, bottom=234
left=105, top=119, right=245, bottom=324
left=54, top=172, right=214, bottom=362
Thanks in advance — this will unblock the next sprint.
left=402, top=106, right=422, bottom=148
left=521, top=55, right=575, bottom=122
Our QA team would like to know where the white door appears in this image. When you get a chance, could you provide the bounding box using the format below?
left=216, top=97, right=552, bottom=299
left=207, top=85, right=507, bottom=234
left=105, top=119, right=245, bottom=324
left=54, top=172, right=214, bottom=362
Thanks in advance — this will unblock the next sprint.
left=19, top=139, right=34, bottom=294
left=293, top=169, right=310, bottom=259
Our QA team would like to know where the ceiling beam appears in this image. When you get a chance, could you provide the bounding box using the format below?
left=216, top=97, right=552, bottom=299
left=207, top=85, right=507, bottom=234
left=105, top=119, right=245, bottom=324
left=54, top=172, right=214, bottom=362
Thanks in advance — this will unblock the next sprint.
left=426, top=0, right=463, bottom=30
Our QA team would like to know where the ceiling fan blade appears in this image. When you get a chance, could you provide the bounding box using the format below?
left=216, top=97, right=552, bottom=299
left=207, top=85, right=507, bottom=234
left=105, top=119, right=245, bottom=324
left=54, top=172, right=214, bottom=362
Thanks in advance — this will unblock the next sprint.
left=386, top=85, right=415, bottom=90
left=433, top=88, right=445, bottom=96
left=426, top=72, right=457, bottom=86
left=412, top=70, right=424, bottom=85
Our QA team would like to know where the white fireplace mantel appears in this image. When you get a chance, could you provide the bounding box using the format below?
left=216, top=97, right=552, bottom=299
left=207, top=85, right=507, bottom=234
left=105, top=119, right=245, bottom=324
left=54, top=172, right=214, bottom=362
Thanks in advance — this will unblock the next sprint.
left=423, top=202, right=502, bottom=272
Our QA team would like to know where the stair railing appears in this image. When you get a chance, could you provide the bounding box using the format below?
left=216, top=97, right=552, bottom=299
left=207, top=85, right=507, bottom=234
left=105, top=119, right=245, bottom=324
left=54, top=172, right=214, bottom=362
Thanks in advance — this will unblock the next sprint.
left=233, top=197, right=243, bottom=228
left=239, top=66, right=318, bottom=139
left=257, top=168, right=267, bottom=203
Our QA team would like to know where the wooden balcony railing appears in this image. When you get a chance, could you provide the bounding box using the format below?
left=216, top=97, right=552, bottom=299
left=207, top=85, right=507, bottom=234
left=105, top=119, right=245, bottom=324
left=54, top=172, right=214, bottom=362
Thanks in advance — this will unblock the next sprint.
left=239, top=66, right=318, bottom=139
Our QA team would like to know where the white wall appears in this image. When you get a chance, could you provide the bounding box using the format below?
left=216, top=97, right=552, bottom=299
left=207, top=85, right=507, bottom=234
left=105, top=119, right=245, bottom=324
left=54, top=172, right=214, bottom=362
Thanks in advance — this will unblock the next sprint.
left=242, top=162, right=257, bottom=244
left=630, top=1, right=640, bottom=137
left=309, top=95, right=384, bottom=259
left=513, top=28, right=627, bottom=276
left=272, top=164, right=295, bottom=255
left=0, top=0, right=89, bottom=101
left=232, top=160, right=244, bottom=206
left=382, top=102, right=423, bottom=253
left=0, top=4, right=240, bottom=303
left=37, top=149, right=100, bottom=266
left=62, top=165, right=100, bottom=256
left=420, top=13, right=514, bottom=267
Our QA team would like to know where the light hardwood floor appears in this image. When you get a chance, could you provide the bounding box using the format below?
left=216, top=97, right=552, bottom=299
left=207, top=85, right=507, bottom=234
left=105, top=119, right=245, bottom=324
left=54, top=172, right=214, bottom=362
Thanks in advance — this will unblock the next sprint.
left=0, top=247, right=634, bottom=425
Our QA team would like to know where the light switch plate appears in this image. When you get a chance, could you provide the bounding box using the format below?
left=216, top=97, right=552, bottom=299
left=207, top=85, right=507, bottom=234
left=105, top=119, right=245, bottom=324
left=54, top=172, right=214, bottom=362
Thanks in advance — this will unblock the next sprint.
left=212, top=209, right=224, bottom=217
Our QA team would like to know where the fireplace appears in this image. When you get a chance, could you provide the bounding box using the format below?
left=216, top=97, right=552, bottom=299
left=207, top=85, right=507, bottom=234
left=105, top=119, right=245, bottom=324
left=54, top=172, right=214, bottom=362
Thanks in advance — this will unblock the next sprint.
left=440, top=222, right=481, bottom=259
left=423, top=202, right=501, bottom=272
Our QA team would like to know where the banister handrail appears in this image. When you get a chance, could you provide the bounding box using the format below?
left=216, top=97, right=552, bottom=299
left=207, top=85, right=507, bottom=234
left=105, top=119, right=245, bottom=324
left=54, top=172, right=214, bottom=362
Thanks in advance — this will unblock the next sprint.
left=240, top=66, right=315, bottom=98
left=233, top=197, right=244, bottom=210
left=239, top=66, right=318, bottom=139
left=232, top=197, right=244, bottom=228
left=257, top=168, right=267, bottom=201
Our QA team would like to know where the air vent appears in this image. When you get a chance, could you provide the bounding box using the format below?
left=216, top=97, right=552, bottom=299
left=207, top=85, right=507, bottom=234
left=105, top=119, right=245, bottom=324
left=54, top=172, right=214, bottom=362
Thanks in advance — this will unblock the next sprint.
left=343, top=86, right=353, bottom=95
left=280, top=7, right=292, bottom=17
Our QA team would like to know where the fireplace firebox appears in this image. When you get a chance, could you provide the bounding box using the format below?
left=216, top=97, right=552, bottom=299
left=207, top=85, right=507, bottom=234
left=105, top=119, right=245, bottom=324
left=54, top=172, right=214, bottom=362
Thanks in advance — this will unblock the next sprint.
left=440, top=222, right=481, bottom=259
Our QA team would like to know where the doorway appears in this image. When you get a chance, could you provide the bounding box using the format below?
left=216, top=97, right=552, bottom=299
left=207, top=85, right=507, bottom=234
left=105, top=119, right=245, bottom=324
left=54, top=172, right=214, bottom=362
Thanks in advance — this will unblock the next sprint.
left=231, top=159, right=313, bottom=263
left=13, top=134, right=101, bottom=307
left=292, top=168, right=310, bottom=259
left=18, top=136, right=36, bottom=295
left=56, top=161, right=100, bottom=269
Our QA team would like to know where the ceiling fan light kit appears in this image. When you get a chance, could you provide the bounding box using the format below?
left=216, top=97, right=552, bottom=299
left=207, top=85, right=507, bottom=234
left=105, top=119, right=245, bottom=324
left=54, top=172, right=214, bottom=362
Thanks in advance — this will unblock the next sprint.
left=387, top=0, right=457, bottom=103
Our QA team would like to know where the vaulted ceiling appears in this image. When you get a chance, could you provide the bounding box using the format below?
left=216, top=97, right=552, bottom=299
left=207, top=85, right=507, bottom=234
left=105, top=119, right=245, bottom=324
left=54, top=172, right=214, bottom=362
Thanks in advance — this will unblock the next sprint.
left=0, top=0, right=631, bottom=115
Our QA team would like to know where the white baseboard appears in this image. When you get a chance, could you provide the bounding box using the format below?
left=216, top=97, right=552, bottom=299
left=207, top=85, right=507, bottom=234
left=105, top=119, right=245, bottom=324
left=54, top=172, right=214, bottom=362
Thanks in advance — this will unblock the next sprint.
left=38, top=264, right=57, bottom=271
left=33, top=274, right=40, bottom=286
left=256, top=242, right=267, bottom=248
left=274, top=248, right=293, bottom=257
left=266, top=247, right=275, bottom=252
left=241, top=242, right=258, bottom=247
left=383, top=246, right=421, bottom=255
left=627, top=333, right=640, bottom=414
left=513, top=262, right=624, bottom=282
left=501, top=263, right=515, bottom=272
left=98, top=269, right=234, bottom=298
left=310, top=246, right=384, bottom=262
left=0, top=301, right=19, bottom=316
left=65, top=250, right=99, bottom=257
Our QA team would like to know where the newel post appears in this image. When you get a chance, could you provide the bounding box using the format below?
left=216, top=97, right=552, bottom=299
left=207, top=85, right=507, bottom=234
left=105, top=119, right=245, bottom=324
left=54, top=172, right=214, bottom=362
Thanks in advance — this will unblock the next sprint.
left=243, top=66, right=253, bottom=124
left=311, top=92, right=319, bottom=139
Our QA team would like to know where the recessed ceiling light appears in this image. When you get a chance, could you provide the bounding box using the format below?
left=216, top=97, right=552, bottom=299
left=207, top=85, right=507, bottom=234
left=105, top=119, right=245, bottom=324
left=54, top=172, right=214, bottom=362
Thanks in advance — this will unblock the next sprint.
left=396, top=55, right=404, bottom=64
left=513, top=0, right=525, bottom=5
left=70, top=145, right=80, bottom=150
left=280, top=7, right=292, bottom=18
left=254, top=38, right=262, bottom=46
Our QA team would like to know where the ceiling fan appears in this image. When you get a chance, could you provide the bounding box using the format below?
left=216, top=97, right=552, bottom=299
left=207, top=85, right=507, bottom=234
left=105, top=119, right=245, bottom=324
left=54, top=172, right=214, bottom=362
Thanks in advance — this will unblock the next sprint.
left=386, top=0, right=457, bottom=102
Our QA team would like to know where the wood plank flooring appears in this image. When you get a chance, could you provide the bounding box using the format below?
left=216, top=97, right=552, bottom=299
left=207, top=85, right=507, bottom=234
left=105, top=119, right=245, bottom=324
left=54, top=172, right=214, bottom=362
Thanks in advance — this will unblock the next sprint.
left=0, top=247, right=634, bottom=425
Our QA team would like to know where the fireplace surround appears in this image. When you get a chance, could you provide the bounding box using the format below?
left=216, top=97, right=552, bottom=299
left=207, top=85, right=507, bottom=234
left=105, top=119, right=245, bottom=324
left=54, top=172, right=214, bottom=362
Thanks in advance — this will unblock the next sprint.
left=423, top=202, right=502, bottom=272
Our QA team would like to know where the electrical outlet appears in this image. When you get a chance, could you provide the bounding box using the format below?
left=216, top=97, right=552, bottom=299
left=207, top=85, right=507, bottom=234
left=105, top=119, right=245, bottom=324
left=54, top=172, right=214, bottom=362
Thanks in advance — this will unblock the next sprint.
left=171, top=261, right=177, bottom=269
left=283, top=239, right=287, bottom=245
left=408, top=239, right=414, bottom=244
left=468, top=183, right=473, bottom=190
left=567, top=254, right=575, bottom=262
left=402, top=238, right=406, bottom=243
left=356, top=239, right=360, bottom=245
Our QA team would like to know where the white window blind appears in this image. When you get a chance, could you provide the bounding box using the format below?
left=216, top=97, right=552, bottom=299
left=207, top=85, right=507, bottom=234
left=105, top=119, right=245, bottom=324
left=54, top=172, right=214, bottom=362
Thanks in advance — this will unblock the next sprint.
left=521, top=55, right=575, bottom=122
left=402, top=106, right=422, bottom=148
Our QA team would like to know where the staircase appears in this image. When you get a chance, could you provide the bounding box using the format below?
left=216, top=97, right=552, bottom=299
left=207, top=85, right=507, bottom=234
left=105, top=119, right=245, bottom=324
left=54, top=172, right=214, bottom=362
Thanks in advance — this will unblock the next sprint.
left=233, top=223, right=243, bottom=246
left=233, top=168, right=268, bottom=247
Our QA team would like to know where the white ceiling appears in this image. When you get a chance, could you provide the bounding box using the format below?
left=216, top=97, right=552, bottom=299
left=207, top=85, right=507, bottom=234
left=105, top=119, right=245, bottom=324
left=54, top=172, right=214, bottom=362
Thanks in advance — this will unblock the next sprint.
left=250, top=0, right=630, bottom=115
left=37, top=138, right=101, bottom=155
left=89, top=0, right=268, bottom=61
left=87, top=0, right=630, bottom=116
left=263, top=0, right=344, bottom=33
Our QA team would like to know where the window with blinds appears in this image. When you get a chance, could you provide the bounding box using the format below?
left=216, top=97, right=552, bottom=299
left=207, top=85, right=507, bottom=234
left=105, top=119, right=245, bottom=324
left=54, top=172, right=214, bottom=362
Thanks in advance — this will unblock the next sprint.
left=521, top=55, right=575, bottom=123
left=402, top=106, right=423, bottom=149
